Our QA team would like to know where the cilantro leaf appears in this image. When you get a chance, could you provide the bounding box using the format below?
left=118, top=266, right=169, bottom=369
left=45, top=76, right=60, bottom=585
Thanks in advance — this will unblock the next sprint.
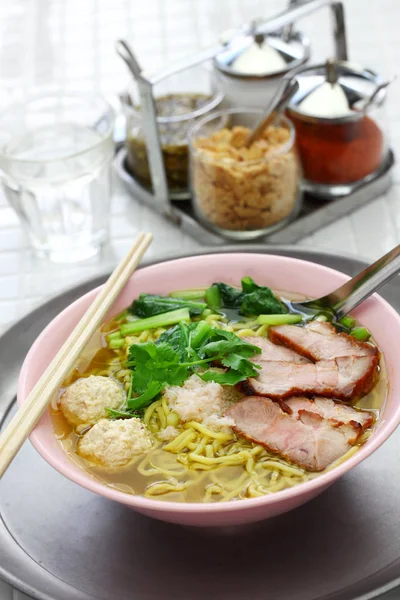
left=220, top=353, right=260, bottom=377
left=199, top=369, right=250, bottom=385
left=127, top=381, right=165, bottom=411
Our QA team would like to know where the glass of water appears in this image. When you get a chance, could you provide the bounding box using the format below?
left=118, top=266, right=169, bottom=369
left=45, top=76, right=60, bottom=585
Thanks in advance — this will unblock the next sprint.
left=0, top=94, right=115, bottom=262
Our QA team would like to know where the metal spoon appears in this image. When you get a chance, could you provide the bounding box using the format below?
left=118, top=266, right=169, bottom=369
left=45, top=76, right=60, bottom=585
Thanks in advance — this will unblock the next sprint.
left=244, top=77, right=299, bottom=147
left=115, top=39, right=142, bottom=79
left=291, top=244, right=400, bottom=320
left=353, top=79, right=393, bottom=113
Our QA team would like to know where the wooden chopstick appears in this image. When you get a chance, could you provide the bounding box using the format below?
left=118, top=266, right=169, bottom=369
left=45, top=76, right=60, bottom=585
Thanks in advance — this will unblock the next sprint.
left=0, top=232, right=153, bottom=478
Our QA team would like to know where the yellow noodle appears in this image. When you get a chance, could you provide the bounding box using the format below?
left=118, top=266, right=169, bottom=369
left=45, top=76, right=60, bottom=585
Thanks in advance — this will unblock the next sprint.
left=205, top=444, right=214, bottom=459
left=189, top=450, right=252, bottom=465
left=260, top=460, right=305, bottom=477
left=145, top=481, right=188, bottom=496
left=193, top=436, right=209, bottom=455
left=161, top=395, right=170, bottom=416
left=143, top=400, right=162, bottom=426
left=164, top=429, right=197, bottom=452
left=236, top=328, right=258, bottom=338
left=183, top=421, right=233, bottom=441
left=156, top=405, right=167, bottom=429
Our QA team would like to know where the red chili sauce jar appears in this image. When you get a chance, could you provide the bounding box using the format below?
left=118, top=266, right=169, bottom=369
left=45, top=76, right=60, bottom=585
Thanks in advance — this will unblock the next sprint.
left=287, top=61, right=388, bottom=195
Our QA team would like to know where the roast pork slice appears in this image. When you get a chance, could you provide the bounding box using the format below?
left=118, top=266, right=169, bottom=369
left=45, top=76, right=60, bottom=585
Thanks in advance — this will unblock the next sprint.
left=242, top=336, right=309, bottom=364
left=269, top=321, right=378, bottom=362
left=242, top=354, right=377, bottom=401
left=284, top=396, right=374, bottom=430
left=226, top=396, right=358, bottom=471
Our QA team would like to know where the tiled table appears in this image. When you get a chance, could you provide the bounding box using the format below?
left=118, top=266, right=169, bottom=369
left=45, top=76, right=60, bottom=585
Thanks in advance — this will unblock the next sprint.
left=1, top=0, right=400, bottom=598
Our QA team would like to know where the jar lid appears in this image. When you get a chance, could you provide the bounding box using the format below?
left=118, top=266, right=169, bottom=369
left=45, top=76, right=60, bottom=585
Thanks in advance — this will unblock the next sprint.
left=287, top=60, right=386, bottom=123
left=214, top=30, right=310, bottom=80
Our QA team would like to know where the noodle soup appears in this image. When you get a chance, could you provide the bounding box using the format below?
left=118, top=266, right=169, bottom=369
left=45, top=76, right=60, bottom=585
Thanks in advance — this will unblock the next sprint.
left=51, top=280, right=385, bottom=503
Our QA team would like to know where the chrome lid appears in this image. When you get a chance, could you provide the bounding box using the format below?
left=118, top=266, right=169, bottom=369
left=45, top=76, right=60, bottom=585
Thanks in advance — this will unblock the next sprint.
left=287, top=59, right=387, bottom=124
left=213, top=29, right=310, bottom=80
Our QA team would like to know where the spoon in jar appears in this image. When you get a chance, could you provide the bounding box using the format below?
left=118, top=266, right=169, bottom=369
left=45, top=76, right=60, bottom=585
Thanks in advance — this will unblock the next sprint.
left=244, top=77, right=299, bottom=147
left=290, top=243, right=400, bottom=321
left=353, top=79, right=393, bottom=114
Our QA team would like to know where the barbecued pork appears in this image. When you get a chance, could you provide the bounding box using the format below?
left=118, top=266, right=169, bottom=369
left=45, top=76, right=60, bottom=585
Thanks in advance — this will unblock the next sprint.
left=284, top=396, right=374, bottom=430
left=269, top=321, right=378, bottom=362
left=226, top=396, right=361, bottom=471
left=242, top=354, right=377, bottom=401
left=242, top=336, right=309, bottom=364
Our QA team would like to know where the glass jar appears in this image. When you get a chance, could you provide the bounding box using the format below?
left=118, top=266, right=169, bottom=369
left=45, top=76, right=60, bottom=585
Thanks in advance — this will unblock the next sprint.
left=121, top=66, right=225, bottom=200
left=287, top=61, right=389, bottom=196
left=189, top=108, right=302, bottom=240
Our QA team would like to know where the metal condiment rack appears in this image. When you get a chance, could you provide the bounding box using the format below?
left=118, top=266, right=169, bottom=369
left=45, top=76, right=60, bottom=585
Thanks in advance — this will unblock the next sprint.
left=115, top=0, right=393, bottom=244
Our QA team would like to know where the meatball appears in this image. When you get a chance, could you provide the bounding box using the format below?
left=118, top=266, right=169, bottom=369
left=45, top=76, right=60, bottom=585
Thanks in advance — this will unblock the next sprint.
left=77, top=418, right=153, bottom=468
left=60, top=375, right=125, bottom=426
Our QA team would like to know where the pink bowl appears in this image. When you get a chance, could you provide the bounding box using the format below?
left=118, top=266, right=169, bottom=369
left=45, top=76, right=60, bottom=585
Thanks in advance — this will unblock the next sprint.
left=18, top=253, right=400, bottom=526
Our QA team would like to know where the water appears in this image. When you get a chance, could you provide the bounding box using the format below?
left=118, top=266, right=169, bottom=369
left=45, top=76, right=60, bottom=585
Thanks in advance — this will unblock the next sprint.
left=1, top=123, right=113, bottom=262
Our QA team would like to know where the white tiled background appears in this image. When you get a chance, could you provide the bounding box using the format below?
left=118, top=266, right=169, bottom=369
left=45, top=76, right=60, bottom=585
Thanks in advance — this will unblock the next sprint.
left=1, top=0, right=400, bottom=598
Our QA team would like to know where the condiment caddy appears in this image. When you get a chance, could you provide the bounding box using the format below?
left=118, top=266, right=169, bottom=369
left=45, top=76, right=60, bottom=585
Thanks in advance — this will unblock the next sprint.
left=114, top=0, right=394, bottom=244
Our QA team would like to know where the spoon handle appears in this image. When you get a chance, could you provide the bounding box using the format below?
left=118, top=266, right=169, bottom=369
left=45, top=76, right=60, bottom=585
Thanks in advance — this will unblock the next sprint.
left=325, top=244, right=400, bottom=319
left=244, top=78, right=299, bottom=147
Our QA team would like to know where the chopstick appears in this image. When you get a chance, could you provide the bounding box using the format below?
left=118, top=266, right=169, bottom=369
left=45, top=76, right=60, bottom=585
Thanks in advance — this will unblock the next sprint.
left=0, top=232, right=153, bottom=478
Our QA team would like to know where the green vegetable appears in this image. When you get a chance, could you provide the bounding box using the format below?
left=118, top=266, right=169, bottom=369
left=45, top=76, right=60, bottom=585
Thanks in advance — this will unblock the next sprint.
left=109, top=338, right=125, bottom=349
left=107, top=330, right=123, bottom=340
left=240, top=277, right=287, bottom=316
left=121, top=324, right=261, bottom=413
left=130, top=293, right=206, bottom=318
left=256, top=314, right=302, bottom=325
left=211, top=277, right=286, bottom=317
left=127, top=381, right=166, bottom=411
left=120, top=308, right=190, bottom=336
left=350, top=326, right=371, bottom=342
left=169, top=289, right=206, bottom=299
left=190, top=320, right=212, bottom=350
left=205, top=284, right=222, bottom=309
left=339, top=315, right=356, bottom=329
left=106, top=408, right=137, bottom=419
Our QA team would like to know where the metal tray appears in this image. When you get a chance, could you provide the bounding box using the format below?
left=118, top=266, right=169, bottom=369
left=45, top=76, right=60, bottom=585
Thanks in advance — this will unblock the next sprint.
left=115, top=149, right=395, bottom=245
left=1, top=245, right=400, bottom=600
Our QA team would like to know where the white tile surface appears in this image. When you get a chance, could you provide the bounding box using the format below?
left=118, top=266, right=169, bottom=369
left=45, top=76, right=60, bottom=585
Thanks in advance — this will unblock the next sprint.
left=1, top=0, right=400, bottom=598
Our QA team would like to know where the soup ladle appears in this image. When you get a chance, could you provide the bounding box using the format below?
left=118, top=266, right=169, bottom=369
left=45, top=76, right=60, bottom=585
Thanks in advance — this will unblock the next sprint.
left=290, top=243, right=400, bottom=320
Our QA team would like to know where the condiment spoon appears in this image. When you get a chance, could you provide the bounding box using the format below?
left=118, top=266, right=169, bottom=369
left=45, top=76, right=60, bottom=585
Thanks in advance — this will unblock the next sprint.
left=244, top=77, right=299, bottom=147
left=291, top=243, right=400, bottom=320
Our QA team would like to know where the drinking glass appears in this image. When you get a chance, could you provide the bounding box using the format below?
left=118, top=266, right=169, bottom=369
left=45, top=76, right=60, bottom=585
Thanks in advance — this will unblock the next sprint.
left=0, top=94, right=115, bottom=262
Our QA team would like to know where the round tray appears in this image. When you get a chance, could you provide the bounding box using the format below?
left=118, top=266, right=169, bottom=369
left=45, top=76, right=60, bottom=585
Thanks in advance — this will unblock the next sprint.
left=1, top=245, right=400, bottom=600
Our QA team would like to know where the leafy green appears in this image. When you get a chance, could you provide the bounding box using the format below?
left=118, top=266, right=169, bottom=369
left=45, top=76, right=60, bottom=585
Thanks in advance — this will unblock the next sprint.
left=127, top=342, right=188, bottom=395
left=130, top=293, right=206, bottom=318
left=211, top=277, right=286, bottom=317
left=239, top=277, right=287, bottom=316
left=199, top=369, right=253, bottom=386
left=212, top=282, right=243, bottom=309
left=127, top=381, right=166, bottom=411
left=157, top=321, right=198, bottom=361
left=117, top=323, right=261, bottom=415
